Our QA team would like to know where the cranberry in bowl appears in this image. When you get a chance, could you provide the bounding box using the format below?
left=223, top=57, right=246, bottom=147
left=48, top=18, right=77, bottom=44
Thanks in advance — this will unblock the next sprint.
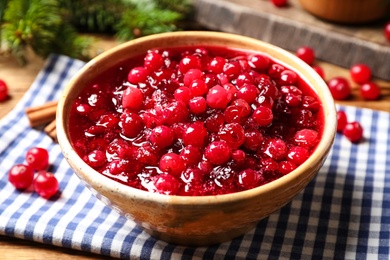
left=57, top=31, right=336, bottom=246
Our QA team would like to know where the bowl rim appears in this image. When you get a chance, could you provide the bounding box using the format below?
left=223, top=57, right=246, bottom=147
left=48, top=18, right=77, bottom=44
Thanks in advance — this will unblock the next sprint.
left=57, top=31, right=337, bottom=206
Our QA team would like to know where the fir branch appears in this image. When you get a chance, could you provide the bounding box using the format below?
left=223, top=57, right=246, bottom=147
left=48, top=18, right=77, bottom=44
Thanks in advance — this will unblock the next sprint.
left=1, top=0, right=92, bottom=64
left=115, top=2, right=184, bottom=41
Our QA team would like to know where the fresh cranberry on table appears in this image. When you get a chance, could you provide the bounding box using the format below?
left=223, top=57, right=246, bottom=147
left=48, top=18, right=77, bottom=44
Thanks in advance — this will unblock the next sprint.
left=0, top=79, right=9, bottom=102
left=8, top=164, right=35, bottom=190
left=336, top=110, right=348, bottom=133
left=384, top=22, right=390, bottom=42
left=34, top=171, right=59, bottom=199
left=360, top=82, right=381, bottom=100
left=26, top=147, right=49, bottom=171
left=296, top=46, right=315, bottom=65
left=343, top=121, right=363, bottom=143
left=271, top=0, right=288, bottom=7
left=350, top=63, right=371, bottom=84
left=327, top=77, right=351, bottom=100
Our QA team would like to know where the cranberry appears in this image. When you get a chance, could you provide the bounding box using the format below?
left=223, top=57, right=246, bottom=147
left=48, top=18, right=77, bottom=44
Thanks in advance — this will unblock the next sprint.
left=248, top=54, right=270, bottom=71
left=279, top=161, right=297, bottom=175
left=0, top=79, right=9, bottom=102
left=180, top=145, right=202, bottom=166
left=120, top=110, right=144, bottom=138
left=360, top=82, right=381, bottom=100
left=34, top=171, right=59, bottom=199
left=149, top=125, right=174, bottom=149
left=76, top=103, right=92, bottom=115
left=327, top=77, right=351, bottom=100
left=26, top=147, right=49, bottom=171
left=294, top=129, right=319, bottom=148
left=302, top=96, right=320, bottom=111
left=181, top=167, right=205, bottom=185
left=189, top=79, right=208, bottom=96
left=279, top=70, right=298, bottom=85
left=179, top=55, right=201, bottom=74
left=86, top=150, right=106, bottom=168
left=206, top=85, right=231, bottom=109
left=312, top=65, right=325, bottom=79
left=287, top=146, right=310, bottom=165
left=8, top=164, right=35, bottom=190
left=128, top=67, right=149, bottom=84
left=218, top=123, right=245, bottom=149
left=236, top=72, right=254, bottom=87
left=188, top=96, right=207, bottom=114
left=162, top=100, right=189, bottom=125
left=271, top=0, right=288, bottom=7
left=224, top=99, right=251, bottom=123
left=296, top=46, right=315, bottom=65
left=205, top=112, right=225, bottom=133
left=336, top=110, right=348, bottom=132
left=243, top=130, right=263, bottom=151
left=136, top=144, right=158, bottom=166
left=144, top=52, right=164, bottom=71
left=237, top=84, right=258, bottom=104
left=223, top=61, right=241, bottom=79
left=204, top=140, right=232, bottom=165
left=232, top=149, right=246, bottom=164
left=268, top=63, right=285, bottom=79
left=159, top=153, right=186, bottom=176
left=122, top=86, right=143, bottom=110
left=385, top=22, right=390, bottom=42
left=174, top=87, right=191, bottom=104
left=183, top=69, right=203, bottom=86
left=183, top=121, right=208, bottom=147
left=350, top=63, right=371, bottom=84
left=107, top=138, right=135, bottom=160
left=252, top=106, right=273, bottom=126
left=207, top=56, right=227, bottom=74
left=238, top=169, right=260, bottom=189
left=264, top=138, right=287, bottom=161
left=343, top=121, right=363, bottom=143
left=151, top=174, right=180, bottom=195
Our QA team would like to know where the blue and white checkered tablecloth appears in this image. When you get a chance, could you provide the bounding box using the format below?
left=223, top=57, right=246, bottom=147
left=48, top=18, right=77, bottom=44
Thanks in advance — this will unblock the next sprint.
left=1, top=54, right=389, bottom=259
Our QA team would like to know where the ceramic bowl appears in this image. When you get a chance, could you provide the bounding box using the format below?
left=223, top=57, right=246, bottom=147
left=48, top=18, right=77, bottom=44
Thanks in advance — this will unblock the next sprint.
left=299, top=0, right=390, bottom=24
left=56, top=31, right=337, bottom=246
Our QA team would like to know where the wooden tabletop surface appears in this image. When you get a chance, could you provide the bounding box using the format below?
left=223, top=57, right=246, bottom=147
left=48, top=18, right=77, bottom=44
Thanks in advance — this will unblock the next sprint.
left=1, top=34, right=390, bottom=259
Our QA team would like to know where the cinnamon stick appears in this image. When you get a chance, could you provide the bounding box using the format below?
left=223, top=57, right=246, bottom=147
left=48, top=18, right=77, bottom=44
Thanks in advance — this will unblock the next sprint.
left=44, top=119, right=57, bottom=142
left=25, top=100, right=58, bottom=127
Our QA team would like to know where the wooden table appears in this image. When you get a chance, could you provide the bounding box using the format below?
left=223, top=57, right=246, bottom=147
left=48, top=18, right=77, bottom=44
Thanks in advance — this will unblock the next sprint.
left=1, top=34, right=390, bottom=259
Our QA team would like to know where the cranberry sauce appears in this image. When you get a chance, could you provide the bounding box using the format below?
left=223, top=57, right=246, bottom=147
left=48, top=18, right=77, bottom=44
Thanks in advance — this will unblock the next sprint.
left=68, top=46, right=324, bottom=196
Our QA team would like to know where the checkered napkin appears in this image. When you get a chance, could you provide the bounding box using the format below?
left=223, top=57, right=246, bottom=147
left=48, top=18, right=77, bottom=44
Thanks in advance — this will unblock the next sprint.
left=1, top=54, right=389, bottom=260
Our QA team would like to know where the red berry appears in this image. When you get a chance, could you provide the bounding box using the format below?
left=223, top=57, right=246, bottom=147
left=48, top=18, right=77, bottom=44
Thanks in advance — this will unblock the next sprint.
left=149, top=125, right=174, bottom=149
left=327, top=77, right=351, bottom=100
left=312, top=65, right=325, bottom=79
left=279, top=161, right=297, bottom=175
left=252, top=106, right=273, bottom=126
left=264, top=138, right=287, bottom=161
left=204, top=140, right=232, bottom=165
left=120, top=110, right=144, bottom=138
left=127, top=67, right=149, bottom=84
left=296, top=46, right=315, bottom=65
left=237, top=84, right=258, bottom=104
left=336, top=110, right=348, bottom=132
left=86, top=150, right=106, bottom=168
left=188, top=96, right=207, bottom=114
left=294, top=129, right=319, bottom=148
left=26, top=147, right=49, bottom=171
left=287, top=146, right=310, bottom=165
left=218, top=123, right=245, bottom=149
left=206, top=85, right=230, bottom=109
left=0, top=79, right=9, bottom=102
left=271, top=0, right=288, bottom=7
left=183, top=121, right=208, bottom=147
left=238, top=169, right=260, bottom=189
left=385, top=22, right=390, bottom=41
left=144, top=52, right=164, bottom=71
left=350, top=63, right=371, bottom=84
left=188, top=79, right=208, bottom=97
left=207, top=56, right=226, bottom=74
left=343, top=121, right=363, bottom=143
left=248, top=54, right=270, bottom=71
left=151, top=174, right=180, bottom=195
left=8, top=164, right=35, bottom=190
left=179, top=55, right=201, bottom=74
left=174, top=87, right=191, bottom=104
left=159, top=153, right=186, bottom=176
left=180, top=145, right=202, bottom=166
left=360, top=82, right=380, bottom=100
left=184, top=69, right=203, bottom=86
left=122, top=86, right=143, bottom=110
left=34, top=171, right=59, bottom=199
